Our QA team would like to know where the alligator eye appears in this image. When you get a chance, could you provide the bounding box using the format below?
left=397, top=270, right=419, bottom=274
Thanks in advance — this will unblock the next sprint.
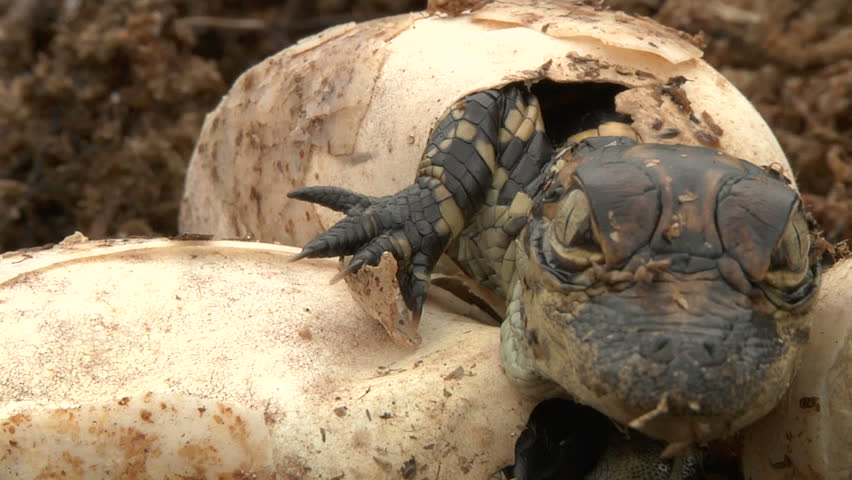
left=763, top=208, right=810, bottom=291
left=544, top=189, right=603, bottom=271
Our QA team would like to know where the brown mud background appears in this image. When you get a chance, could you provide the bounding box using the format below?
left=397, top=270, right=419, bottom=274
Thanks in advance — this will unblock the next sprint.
left=1, top=0, right=849, bottom=253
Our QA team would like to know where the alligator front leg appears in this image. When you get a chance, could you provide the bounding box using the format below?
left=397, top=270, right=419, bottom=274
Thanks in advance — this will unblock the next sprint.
left=289, top=86, right=552, bottom=320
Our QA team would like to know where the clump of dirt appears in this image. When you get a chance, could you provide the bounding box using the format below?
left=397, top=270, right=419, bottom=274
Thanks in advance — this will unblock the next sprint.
left=0, top=0, right=849, bottom=253
left=0, top=0, right=223, bottom=248
left=0, top=0, right=421, bottom=252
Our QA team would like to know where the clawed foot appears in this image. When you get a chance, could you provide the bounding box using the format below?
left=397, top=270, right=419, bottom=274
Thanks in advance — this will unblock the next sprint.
left=288, top=183, right=449, bottom=321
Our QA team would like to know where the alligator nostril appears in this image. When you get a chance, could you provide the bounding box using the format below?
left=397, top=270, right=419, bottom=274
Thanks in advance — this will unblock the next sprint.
left=639, top=336, right=675, bottom=363
left=688, top=339, right=727, bottom=366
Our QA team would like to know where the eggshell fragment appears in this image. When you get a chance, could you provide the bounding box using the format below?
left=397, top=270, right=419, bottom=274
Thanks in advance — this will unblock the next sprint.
left=741, top=258, right=852, bottom=480
left=179, top=0, right=788, bottom=248
left=0, top=237, right=541, bottom=479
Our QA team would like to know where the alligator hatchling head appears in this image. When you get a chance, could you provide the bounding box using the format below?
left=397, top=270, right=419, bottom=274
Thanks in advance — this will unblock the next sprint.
left=512, top=136, right=821, bottom=444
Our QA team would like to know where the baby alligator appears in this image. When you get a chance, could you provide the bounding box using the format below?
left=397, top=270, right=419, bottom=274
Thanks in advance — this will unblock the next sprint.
left=288, top=85, right=820, bottom=446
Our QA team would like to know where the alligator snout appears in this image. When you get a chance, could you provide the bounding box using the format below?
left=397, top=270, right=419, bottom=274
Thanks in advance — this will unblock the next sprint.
left=519, top=271, right=803, bottom=443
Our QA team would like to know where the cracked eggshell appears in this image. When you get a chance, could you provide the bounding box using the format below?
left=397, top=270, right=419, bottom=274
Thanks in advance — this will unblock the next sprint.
left=741, top=258, right=852, bottom=480
left=180, top=0, right=789, bottom=248
left=0, top=237, right=540, bottom=479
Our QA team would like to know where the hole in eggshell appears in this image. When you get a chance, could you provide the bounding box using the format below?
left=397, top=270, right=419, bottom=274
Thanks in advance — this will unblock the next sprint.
left=528, top=80, right=631, bottom=146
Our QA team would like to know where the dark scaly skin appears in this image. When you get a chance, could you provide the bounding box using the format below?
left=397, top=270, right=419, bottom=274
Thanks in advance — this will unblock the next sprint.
left=289, top=88, right=552, bottom=318
left=509, top=398, right=702, bottom=480
left=290, top=86, right=820, bottom=462
left=510, top=398, right=610, bottom=480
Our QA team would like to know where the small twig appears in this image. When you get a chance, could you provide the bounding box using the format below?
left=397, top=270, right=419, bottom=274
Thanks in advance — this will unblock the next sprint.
left=176, top=16, right=268, bottom=31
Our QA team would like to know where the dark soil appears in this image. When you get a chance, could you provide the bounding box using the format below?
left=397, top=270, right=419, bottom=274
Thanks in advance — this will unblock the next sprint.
left=1, top=0, right=850, bottom=253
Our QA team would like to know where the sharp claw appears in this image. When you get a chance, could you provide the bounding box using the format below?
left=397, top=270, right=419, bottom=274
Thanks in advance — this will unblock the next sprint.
left=411, top=294, right=425, bottom=324
left=286, top=249, right=312, bottom=263
left=330, top=258, right=365, bottom=284
left=288, top=186, right=370, bottom=213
